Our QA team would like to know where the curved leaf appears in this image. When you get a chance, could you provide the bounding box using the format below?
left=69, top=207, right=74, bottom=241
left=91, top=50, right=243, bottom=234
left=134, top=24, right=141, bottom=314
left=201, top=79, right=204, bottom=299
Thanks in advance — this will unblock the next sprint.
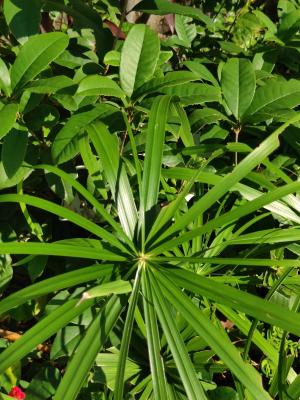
left=11, top=32, right=69, bottom=92
left=120, top=24, right=160, bottom=98
left=161, top=83, right=221, bottom=105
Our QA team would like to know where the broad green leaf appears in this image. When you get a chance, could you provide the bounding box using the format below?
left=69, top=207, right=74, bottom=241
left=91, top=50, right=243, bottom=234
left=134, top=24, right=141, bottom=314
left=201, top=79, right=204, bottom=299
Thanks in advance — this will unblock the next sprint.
left=0, top=242, right=126, bottom=262
left=1, top=125, right=28, bottom=178
left=25, top=76, right=75, bottom=94
left=0, top=264, right=115, bottom=316
left=153, top=269, right=271, bottom=400
left=167, top=267, right=300, bottom=336
left=0, top=59, right=11, bottom=97
left=161, top=83, right=221, bottom=105
left=148, top=269, right=208, bottom=399
left=104, top=50, right=121, bottom=66
left=120, top=24, right=160, bottom=98
left=184, top=61, right=219, bottom=87
left=11, top=32, right=69, bottom=92
left=141, top=95, right=172, bottom=233
left=54, top=295, right=126, bottom=400
left=221, top=58, right=256, bottom=120
left=114, top=267, right=142, bottom=400
left=3, top=0, right=41, bottom=43
left=52, top=104, right=119, bottom=165
left=0, top=193, right=128, bottom=253
left=189, top=108, right=228, bottom=130
left=0, top=161, right=32, bottom=190
left=0, top=104, right=19, bottom=140
left=87, top=122, right=138, bottom=239
left=142, top=271, right=168, bottom=399
left=134, top=0, right=212, bottom=28
left=277, top=10, right=300, bottom=41
left=244, top=79, right=300, bottom=122
left=77, top=75, right=125, bottom=99
left=175, top=15, right=196, bottom=47
left=0, top=298, right=94, bottom=374
left=94, top=353, right=141, bottom=391
left=132, top=71, right=198, bottom=100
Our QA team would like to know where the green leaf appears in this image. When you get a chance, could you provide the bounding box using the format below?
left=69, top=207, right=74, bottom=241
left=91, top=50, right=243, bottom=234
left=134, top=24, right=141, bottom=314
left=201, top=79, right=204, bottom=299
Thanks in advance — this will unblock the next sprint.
left=0, top=193, right=128, bottom=252
left=0, top=59, right=11, bottom=97
left=132, top=71, right=198, bottom=100
left=77, top=75, right=126, bottom=99
left=152, top=116, right=300, bottom=246
left=167, top=268, right=300, bottom=336
left=184, top=61, right=219, bottom=87
left=0, top=298, right=94, bottom=374
left=51, top=104, right=119, bottom=165
left=54, top=295, right=126, bottom=400
left=0, top=264, right=115, bottom=316
left=87, top=122, right=138, bottom=239
left=141, top=95, right=172, bottom=234
left=0, top=104, right=19, bottom=140
left=148, top=269, right=208, bottom=399
left=120, top=24, right=160, bottom=98
left=133, top=0, right=212, bottom=28
left=189, top=108, right=228, bottom=130
left=114, top=267, right=142, bottom=400
left=154, top=269, right=271, bottom=400
left=11, top=32, right=69, bottom=93
left=34, top=163, right=134, bottom=250
left=25, top=76, right=75, bottom=94
left=221, top=58, right=256, bottom=120
left=0, top=242, right=126, bottom=262
left=1, top=125, right=28, bottom=178
left=244, top=79, right=300, bottom=123
left=80, top=280, right=132, bottom=301
left=161, top=83, right=221, bottom=105
left=141, top=271, right=168, bottom=399
left=175, top=15, right=197, bottom=47
left=3, top=0, right=41, bottom=43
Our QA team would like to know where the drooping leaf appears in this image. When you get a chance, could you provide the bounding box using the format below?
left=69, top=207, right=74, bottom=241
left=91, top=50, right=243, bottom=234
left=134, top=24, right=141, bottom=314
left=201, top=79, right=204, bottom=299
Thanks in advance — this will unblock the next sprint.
left=120, top=24, right=160, bottom=98
left=221, top=58, right=256, bottom=120
left=11, top=32, right=69, bottom=93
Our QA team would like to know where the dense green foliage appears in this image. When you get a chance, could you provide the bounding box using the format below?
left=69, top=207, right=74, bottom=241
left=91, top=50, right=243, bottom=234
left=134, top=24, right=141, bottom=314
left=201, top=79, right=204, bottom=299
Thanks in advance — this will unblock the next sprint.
left=0, top=0, right=300, bottom=399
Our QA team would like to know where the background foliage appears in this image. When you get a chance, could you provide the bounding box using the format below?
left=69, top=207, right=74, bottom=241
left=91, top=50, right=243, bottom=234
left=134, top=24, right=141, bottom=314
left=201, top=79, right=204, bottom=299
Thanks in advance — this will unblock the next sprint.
left=0, top=0, right=300, bottom=399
